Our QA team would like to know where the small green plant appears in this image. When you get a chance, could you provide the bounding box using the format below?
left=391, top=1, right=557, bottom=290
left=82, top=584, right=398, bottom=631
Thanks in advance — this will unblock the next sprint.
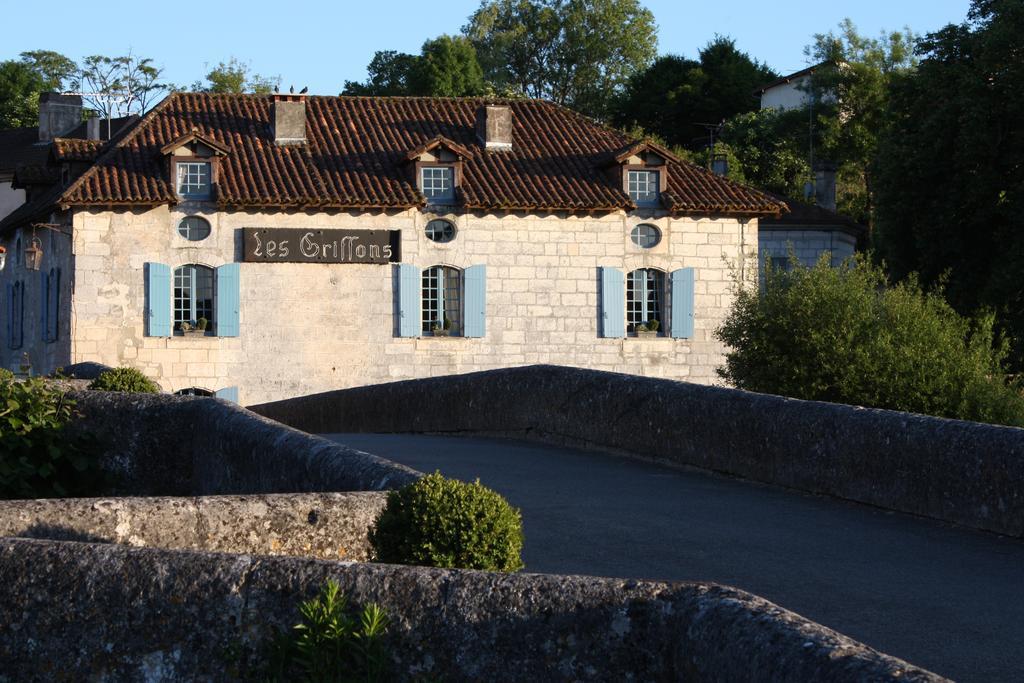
left=89, top=366, right=160, bottom=394
left=645, top=319, right=659, bottom=332
left=263, top=580, right=390, bottom=683
left=0, top=375, right=106, bottom=499
left=370, top=472, right=524, bottom=572
left=196, top=316, right=208, bottom=331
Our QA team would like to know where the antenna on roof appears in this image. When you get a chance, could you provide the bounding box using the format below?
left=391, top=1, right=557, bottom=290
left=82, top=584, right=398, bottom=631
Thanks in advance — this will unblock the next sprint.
left=693, top=121, right=724, bottom=170
left=62, top=90, right=135, bottom=141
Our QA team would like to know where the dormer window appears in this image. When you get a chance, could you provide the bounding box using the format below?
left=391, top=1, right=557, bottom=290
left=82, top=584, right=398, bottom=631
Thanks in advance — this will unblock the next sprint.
left=176, top=162, right=211, bottom=199
left=406, top=135, right=473, bottom=208
left=628, top=170, right=660, bottom=206
left=160, top=128, right=230, bottom=203
left=420, top=166, right=455, bottom=204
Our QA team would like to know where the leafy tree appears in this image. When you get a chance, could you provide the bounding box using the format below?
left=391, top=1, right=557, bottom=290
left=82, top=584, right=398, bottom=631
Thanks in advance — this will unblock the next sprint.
left=716, top=254, right=1024, bottom=427
left=464, top=0, right=657, bottom=118
left=611, top=37, right=775, bottom=149
left=19, top=50, right=78, bottom=91
left=719, top=108, right=811, bottom=199
left=873, top=0, right=1024, bottom=367
left=409, top=35, right=486, bottom=96
left=78, top=51, right=168, bottom=118
left=0, top=61, right=45, bottom=128
left=195, top=57, right=280, bottom=95
left=343, top=50, right=422, bottom=95
left=804, top=19, right=917, bottom=225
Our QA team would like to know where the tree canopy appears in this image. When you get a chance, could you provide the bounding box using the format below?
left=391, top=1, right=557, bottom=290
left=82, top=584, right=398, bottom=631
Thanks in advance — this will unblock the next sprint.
left=464, top=0, right=657, bottom=118
left=0, top=60, right=45, bottom=128
left=873, top=0, right=1024, bottom=366
left=196, top=57, right=280, bottom=95
left=611, top=37, right=775, bottom=149
left=343, top=35, right=486, bottom=97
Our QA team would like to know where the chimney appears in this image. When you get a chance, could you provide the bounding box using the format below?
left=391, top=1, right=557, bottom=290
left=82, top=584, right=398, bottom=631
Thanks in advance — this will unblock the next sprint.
left=711, top=153, right=729, bottom=177
left=271, top=94, right=307, bottom=146
left=475, top=104, right=513, bottom=151
left=86, top=116, right=100, bottom=140
left=38, top=93, right=82, bottom=142
left=814, top=161, right=837, bottom=212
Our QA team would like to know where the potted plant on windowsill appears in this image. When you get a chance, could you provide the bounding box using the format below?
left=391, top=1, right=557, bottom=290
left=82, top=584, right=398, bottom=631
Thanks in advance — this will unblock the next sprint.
left=431, top=316, right=452, bottom=337
left=180, top=318, right=208, bottom=337
left=636, top=320, right=660, bottom=339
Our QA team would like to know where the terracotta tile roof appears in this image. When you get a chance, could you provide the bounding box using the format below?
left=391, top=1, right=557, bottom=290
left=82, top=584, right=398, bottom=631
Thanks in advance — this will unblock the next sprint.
left=55, top=93, right=784, bottom=216
left=51, top=138, right=106, bottom=162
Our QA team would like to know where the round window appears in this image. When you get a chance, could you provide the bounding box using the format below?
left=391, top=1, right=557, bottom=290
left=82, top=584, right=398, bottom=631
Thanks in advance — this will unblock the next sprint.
left=630, top=224, right=661, bottom=249
left=425, top=219, right=456, bottom=243
left=177, top=216, right=211, bottom=241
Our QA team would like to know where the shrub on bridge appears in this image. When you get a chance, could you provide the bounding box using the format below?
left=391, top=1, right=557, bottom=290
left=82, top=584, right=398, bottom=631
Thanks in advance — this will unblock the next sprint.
left=370, top=472, right=524, bottom=572
left=89, top=367, right=159, bottom=394
left=0, top=375, right=105, bottom=499
left=715, top=254, right=1024, bottom=427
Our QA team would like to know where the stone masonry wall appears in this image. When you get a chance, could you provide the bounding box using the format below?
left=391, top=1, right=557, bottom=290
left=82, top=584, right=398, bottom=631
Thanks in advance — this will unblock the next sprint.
left=0, top=491, right=387, bottom=561
left=0, top=538, right=945, bottom=682
left=252, top=365, right=1024, bottom=538
left=62, top=205, right=756, bottom=403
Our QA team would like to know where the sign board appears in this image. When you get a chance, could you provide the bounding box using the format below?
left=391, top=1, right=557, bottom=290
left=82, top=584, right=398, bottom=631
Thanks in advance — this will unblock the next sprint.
left=243, top=228, right=401, bottom=264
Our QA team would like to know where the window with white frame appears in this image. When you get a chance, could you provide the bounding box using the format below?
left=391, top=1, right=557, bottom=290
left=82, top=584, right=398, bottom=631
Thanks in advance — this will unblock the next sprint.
left=420, top=167, right=455, bottom=203
left=627, top=170, right=660, bottom=206
left=177, top=216, right=211, bottom=241
left=176, top=162, right=211, bottom=199
left=175, top=387, right=214, bottom=396
left=421, top=265, right=462, bottom=335
left=425, top=218, right=456, bottom=243
left=626, top=268, right=664, bottom=333
left=173, top=264, right=214, bottom=332
left=630, top=223, right=661, bottom=248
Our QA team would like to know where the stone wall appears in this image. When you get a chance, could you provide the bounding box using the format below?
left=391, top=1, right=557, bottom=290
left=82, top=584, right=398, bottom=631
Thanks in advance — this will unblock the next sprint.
left=759, top=228, right=856, bottom=270
left=252, top=365, right=1024, bottom=538
left=0, top=491, right=387, bottom=561
left=0, top=538, right=945, bottom=682
left=68, top=390, right=420, bottom=496
left=44, top=205, right=758, bottom=403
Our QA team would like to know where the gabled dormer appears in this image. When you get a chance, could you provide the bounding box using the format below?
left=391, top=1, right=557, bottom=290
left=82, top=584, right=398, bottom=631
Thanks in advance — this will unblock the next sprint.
left=160, top=128, right=231, bottom=202
left=406, top=136, right=473, bottom=206
left=612, top=141, right=678, bottom=209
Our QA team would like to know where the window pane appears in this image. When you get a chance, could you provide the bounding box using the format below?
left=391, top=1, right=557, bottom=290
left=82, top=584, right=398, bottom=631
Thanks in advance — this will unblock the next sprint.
left=420, top=167, right=454, bottom=202
left=421, top=265, right=461, bottom=334
left=630, top=224, right=661, bottom=248
left=628, top=170, right=660, bottom=205
left=425, top=219, right=455, bottom=243
left=177, top=216, right=211, bottom=241
left=626, top=268, right=664, bottom=332
left=174, top=264, right=215, bottom=331
left=177, top=162, right=211, bottom=198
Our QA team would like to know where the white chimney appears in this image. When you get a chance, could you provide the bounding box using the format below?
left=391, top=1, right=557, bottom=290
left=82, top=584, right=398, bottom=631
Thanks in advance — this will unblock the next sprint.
left=476, top=104, right=513, bottom=151
left=271, top=94, right=307, bottom=146
left=814, top=161, right=837, bottom=212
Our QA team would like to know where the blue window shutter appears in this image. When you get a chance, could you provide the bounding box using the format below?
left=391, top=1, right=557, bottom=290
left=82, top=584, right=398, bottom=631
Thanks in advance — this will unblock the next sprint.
left=15, top=282, right=23, bottom=349
left=600, top=267, right=625, bottom=338
left=146, top=262, right=172, bottom=337
left=215, top=386, right=239, bottom=403
left=398, top=264, right=421, bottom=337
left=40, top=270, right=48, bottom=340
left=671, top=268, right=695, bottom=339
left=216, top=263, right=241, bottom=337
left=48, top=269, right=60, bottom=342
left=463, top=265, right=486, bottom=338
left=6, top=283, right=12, bottom=348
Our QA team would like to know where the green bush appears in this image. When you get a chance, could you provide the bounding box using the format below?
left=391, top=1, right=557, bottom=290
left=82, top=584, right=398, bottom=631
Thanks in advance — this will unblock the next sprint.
left=263, top=580, right=390, bottom=682
left=89, top=366, right=160, bottom=393
left=716, top=254, right=1024, bottom=426
left=370, top=472, right=524, bottom=572
left=0, top=375, right=106, bottom=499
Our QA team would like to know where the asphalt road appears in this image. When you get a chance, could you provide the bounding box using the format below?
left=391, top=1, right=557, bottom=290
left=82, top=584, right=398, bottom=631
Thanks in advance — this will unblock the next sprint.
left=325, top=433, right=1024, bottom=682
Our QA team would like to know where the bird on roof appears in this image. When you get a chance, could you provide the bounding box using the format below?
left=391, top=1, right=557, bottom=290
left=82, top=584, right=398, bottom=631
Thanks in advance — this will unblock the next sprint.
left=300, top=86, right=308, bottom=94
left=274, top=84, right=279, bottom=93
left=289, top=85, right=295, bottom=94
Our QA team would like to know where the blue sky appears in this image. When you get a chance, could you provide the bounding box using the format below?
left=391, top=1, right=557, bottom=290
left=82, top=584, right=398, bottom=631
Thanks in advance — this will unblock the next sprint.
left=1, top=0, right=973, bottom=96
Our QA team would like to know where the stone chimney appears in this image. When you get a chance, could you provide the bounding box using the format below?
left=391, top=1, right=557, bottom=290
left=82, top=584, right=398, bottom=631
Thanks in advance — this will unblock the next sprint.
left=711, top=153, right=729, bottom=177
left=814, top=161, right=837, bottom=212
left=271, top=94, right=307, bottom=146
left=475, top=104, right=513, bottom=151
left=38, top=93, right=82, bottom=142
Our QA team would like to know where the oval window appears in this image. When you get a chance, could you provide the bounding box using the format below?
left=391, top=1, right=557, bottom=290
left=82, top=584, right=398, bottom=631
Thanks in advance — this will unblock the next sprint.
left=630, top=224, right=661, bottom=249
left=177, top=216, right=211, bottom=241
left=425, top=219, right=456, bottom=243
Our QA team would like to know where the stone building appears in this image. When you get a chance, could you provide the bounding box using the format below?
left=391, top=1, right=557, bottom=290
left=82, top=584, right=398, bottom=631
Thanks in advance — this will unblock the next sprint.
left=0, top=92, right=786, bottom=404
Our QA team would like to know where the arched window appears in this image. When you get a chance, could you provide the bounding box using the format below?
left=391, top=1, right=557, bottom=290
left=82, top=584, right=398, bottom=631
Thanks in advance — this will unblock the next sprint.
left=177, top=216, right=211, bottom=241
left=173, top=264, right=214, bottom=332
left=175, top=387, right=213, bottom=397
left=421, top=265, right=462, bottom=335
left=626, top=268, right=664, bottom=333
